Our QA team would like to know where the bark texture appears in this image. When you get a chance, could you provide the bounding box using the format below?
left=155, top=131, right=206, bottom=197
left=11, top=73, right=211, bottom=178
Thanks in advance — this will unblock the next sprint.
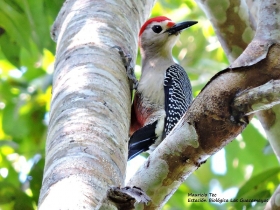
left=195, top=0, right=256, bottom=62
left=265, top=185, right=280, bottom=209
left=38, top=0, right=155, bottom=209
left=233, top=80, right=280, bottom=115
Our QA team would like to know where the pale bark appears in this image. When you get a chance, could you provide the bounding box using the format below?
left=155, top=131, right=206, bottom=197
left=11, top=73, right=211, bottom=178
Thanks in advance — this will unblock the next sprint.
left=258, top=106, right=280, bottom=163
left=128, top=0, right=280, bottom=209
left=38, top=0, right=155, bottom=209
left=233, top=80, right=280, bottom=116
left=245, top=0, right=259, bottom=21
left=195, top=0, right=256, bottom=62
left=252, top=0, right=280, bottom=165
left=265, top=185, right=280, bottom=210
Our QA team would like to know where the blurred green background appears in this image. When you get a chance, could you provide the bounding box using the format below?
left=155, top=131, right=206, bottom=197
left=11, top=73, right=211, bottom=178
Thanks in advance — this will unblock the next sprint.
left=0, top=0, right=279, bottom=209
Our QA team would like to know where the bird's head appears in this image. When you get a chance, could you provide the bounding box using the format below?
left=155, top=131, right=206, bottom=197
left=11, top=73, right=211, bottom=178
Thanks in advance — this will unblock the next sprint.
left=139, top=16, right=197, bottom=58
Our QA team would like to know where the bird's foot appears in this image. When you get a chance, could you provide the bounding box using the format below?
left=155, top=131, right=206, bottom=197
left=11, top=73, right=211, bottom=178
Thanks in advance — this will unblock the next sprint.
left=113, top=46, right=138, bottom=89
left=107, top=186, right=151, bottom=208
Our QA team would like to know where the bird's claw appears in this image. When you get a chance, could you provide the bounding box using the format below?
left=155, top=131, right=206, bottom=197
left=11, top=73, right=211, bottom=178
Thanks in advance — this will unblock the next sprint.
left=112, top=46, right=138, bottom=89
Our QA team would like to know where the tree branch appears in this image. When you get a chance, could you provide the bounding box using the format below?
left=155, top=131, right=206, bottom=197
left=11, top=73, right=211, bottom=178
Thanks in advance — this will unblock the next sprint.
left=265, top=185, right=280, bottom=210
left=233, top=80, right=280, bottom=116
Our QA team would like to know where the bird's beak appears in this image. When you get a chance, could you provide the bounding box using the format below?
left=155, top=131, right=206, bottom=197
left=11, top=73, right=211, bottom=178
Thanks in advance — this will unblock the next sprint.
left=165, top=21, right=198, bottom=35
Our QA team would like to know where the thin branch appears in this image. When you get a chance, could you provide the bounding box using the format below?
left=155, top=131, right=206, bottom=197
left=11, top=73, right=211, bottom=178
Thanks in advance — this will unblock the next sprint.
left=245, top=0, right=259, bottom=21
left=265, top=185, right=280, bottom=210
left=258, top=105, right=280, bottom=163
left=233, top=80, right=280, bottom=115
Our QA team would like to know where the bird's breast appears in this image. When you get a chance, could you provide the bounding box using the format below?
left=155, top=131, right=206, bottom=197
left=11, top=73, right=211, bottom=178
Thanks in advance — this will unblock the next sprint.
left=137, top=69, right=165, bottom=106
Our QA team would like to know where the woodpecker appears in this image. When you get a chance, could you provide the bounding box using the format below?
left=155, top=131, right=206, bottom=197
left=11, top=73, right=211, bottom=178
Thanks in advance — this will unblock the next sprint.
left=128, top=16, right=197, bottom=160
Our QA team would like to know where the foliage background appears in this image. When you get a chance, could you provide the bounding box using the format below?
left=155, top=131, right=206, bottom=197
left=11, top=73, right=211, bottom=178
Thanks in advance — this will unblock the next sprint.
left=0, top=0, right=278, bottom=209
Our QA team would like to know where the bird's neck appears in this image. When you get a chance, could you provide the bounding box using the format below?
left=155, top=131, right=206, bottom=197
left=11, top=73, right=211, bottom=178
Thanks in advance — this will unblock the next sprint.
left=141, top=48, right=175, bottom=74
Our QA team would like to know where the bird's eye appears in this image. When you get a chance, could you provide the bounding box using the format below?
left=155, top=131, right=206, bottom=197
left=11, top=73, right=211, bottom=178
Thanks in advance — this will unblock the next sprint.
left=152, top=25, right=162, bottom=33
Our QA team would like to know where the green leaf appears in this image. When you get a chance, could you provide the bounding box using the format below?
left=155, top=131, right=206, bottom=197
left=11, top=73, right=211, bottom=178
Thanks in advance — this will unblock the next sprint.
left=0, top=32, right=20, bottom=66
left=0, top=1, right=31, bottom=51
left=0, top=182, right=17, bottom=204
left=236, top=168, right=279, bottom=198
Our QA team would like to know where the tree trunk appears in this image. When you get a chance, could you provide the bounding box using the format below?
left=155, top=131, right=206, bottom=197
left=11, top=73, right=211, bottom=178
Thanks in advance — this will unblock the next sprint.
left=38, top=0, right=155, bottom=209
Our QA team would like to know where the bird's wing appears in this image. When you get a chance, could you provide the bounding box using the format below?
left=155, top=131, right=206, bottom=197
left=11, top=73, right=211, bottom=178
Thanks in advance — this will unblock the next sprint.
left=128, top=120, right=158, bottom=160
left=163, top=64, right=192, bottom=137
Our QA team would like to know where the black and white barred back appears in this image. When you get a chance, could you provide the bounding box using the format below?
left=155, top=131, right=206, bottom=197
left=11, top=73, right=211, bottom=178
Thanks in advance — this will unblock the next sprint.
left=163, top=63, right=192, bottom=136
